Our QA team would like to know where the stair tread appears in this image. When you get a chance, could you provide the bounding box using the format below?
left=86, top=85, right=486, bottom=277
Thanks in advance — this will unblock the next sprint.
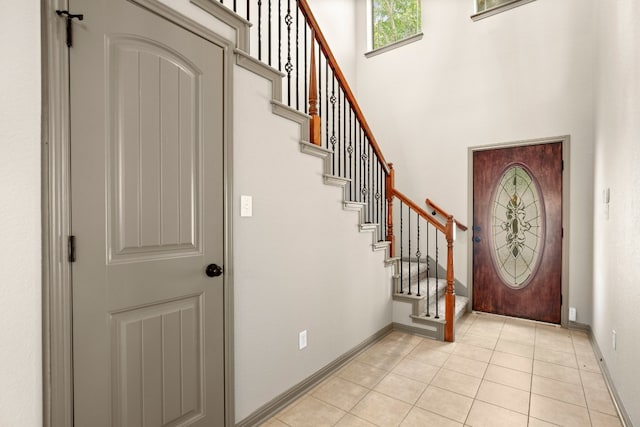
left=397, top=278, right=446, bottom=299
left=424, top=295, right=468, bottom=319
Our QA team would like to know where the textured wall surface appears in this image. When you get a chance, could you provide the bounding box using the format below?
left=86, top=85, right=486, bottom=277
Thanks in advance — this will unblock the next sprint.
left=0, top=2, right=42, bottom=426
left=593, top=1, right=640, bottom=424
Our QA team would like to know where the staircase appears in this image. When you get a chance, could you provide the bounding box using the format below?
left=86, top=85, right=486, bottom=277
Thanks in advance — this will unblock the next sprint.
left=195, top=0, right=468, bottom=341
left=393, top=261, right=469, bottom=340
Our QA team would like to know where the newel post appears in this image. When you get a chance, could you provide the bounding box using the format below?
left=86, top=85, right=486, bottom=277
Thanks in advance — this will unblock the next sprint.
left=385, top=163, right=395, bottom=257
left=308, top=31, right=321, bottom=145
left=444, top=215, right=456, bottom=342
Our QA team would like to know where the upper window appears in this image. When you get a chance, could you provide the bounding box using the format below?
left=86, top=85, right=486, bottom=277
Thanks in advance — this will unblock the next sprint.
left=372, top=0, right=422, bottom=50
left=476, top=0, right=513, bottom=13
left=473, top=0, right=536, bottom=21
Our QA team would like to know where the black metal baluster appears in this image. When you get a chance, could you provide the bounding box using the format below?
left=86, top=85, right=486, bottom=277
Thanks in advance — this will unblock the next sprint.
left=416, top=215, right=421, bottom=297
left=362, top=138, right=367, bottom=217
left=295, top=3, right=298, bottom=107
left=375, top=160, right=380, bottom=239
left=324, top=61, right=328, bottom=147
left=337, top=89, right=341, bottom=176
left=278, top=0, right=282, bottom=71
left=246, top=0, right=250, bottom=22
left=372, top=156, right=376, bottom=226
left=348, top=108, right=353, bottom=199
left=367, top=142, right=371, bottom=222
left=268, top=0, right=272, bottom=66
left=258, top=0, right=262, bottom=60
left=435, top=232, right=440, bottom=319
left=426, top=223, right=430, bottom=317
left=373, top=157, right=378, bottom=228
left=379, top=167, right=383, bottom=240
left=380, top=168, right=385, bottom=241
left=359, top=131, right=363, bottom=203
left=330, top=77, right=336, bottom=173
left=353, top=114, right=357, bottom=201
left=362, top=139, right=367, bottom=215
left=285, top=1, right=292, bottom=106
left=355, top=127, right=359, bottom=202
left=364, top=134, right=368, bottom=207
left=303, top=19, right=307, bottom=113
left=342, top=97, right=347, bottom=181
left=400, top=201, right=404, bottom=293
left=408, top=208, right=412, bottom=295
left=233, top=0, right=237, bottom=12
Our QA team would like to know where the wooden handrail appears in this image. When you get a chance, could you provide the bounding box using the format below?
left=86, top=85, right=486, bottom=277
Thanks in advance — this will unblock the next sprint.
left=425, top=198, right=468, bottom=231
left=297, top=0, right=390, bottom=174
left=296, top=0, right=456, bottom=342
left=392, top=189, right=446, bottom=234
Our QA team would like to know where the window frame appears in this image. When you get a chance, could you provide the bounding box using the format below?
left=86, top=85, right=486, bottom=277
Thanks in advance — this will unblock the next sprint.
left=368, top=0, right=423, bottom=56
left=471, top=0, right=536, bottom=21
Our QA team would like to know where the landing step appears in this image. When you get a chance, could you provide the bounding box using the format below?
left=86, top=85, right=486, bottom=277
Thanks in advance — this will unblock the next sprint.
left=411, top=295, right=469, bottom=324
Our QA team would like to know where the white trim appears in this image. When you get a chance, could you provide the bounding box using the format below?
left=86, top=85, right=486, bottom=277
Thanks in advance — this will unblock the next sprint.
left=365, top=33, right=424, bottom=59
left=368, top=0, right=423, bottom=56
left=467, top=136, right=570, bottom=326
left=471, top=0, right=537, bottom=22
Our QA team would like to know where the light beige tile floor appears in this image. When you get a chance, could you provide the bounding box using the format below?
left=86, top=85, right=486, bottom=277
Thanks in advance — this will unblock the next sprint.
left=262, top=313, right=623, bottom=426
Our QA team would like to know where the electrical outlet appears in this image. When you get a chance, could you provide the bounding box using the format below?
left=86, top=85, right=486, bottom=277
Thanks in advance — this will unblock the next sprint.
left=569, top=307, right=576, bottom=322
left=612, top=330, right=616, bottom=350
left=299, top=330, right=307, bottom=350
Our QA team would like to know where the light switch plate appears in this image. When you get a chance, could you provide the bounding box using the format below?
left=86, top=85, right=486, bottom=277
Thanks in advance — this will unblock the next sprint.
left=240, top=195, right=252, bottom=217
left=299, top=330, right=307, bottom=350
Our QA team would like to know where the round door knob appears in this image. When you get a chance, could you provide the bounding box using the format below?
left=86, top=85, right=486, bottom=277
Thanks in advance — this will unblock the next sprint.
left=205, top=263, right=223, bottom=277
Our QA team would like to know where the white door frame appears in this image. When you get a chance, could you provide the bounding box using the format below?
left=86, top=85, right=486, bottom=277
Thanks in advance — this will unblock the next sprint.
left=466, top=135, right=570, bottom=327
left=41, top=1, right=237, bottom=425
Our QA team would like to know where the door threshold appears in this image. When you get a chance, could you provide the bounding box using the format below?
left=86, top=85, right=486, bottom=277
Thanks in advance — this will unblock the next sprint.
left=471, top=311, right=563, bottom=328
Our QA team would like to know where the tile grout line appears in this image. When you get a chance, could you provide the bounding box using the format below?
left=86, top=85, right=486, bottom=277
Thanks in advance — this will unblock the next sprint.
left=266, top=313, right=621, bottom=426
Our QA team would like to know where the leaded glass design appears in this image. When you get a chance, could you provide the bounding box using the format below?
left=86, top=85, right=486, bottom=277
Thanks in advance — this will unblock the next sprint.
left=490, top=165, right=544, bottom=288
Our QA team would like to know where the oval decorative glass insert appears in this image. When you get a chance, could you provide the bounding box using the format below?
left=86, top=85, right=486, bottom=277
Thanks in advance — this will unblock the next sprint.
left=490, top=165, right=545, bottom=288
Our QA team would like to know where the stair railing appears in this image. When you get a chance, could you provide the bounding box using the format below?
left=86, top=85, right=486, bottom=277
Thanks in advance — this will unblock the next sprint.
left=426, top=198, right=468, bottom=231
left=213, top=0, right=459, bottom=341
left=387, top=166, right=457, bottom=341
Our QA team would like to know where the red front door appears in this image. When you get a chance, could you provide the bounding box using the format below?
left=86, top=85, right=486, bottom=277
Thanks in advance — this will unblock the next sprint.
left=472, top=142, right=563, bottom=324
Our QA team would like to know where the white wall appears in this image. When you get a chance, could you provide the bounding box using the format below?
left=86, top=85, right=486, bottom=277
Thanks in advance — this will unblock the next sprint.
left=233, top=65, right=391, bottom=421
left=160, top=1, right=392, bottom=421
left=0, top=2, right=42, bottom=426
left=353, top=0, right=596, bottom=323
left=307, top=0, right=358, bottom=85
left=592, top=1, right=640, bottom=424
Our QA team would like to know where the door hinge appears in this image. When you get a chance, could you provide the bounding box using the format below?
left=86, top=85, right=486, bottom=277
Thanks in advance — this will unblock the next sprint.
left=68, top=235, right=76, bottom=263
left=562, top=160, right=565, bottom=171
left=561, top=294, right=563, bottom=306
left=56, top=10, right=84, bottom=48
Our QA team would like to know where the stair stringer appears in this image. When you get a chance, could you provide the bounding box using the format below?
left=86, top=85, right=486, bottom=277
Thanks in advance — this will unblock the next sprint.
left=230, top=45, right=391, bottom=255
left=222, top=12, right=467, bottom=341
left=229, top=48, right=468, bottom=342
